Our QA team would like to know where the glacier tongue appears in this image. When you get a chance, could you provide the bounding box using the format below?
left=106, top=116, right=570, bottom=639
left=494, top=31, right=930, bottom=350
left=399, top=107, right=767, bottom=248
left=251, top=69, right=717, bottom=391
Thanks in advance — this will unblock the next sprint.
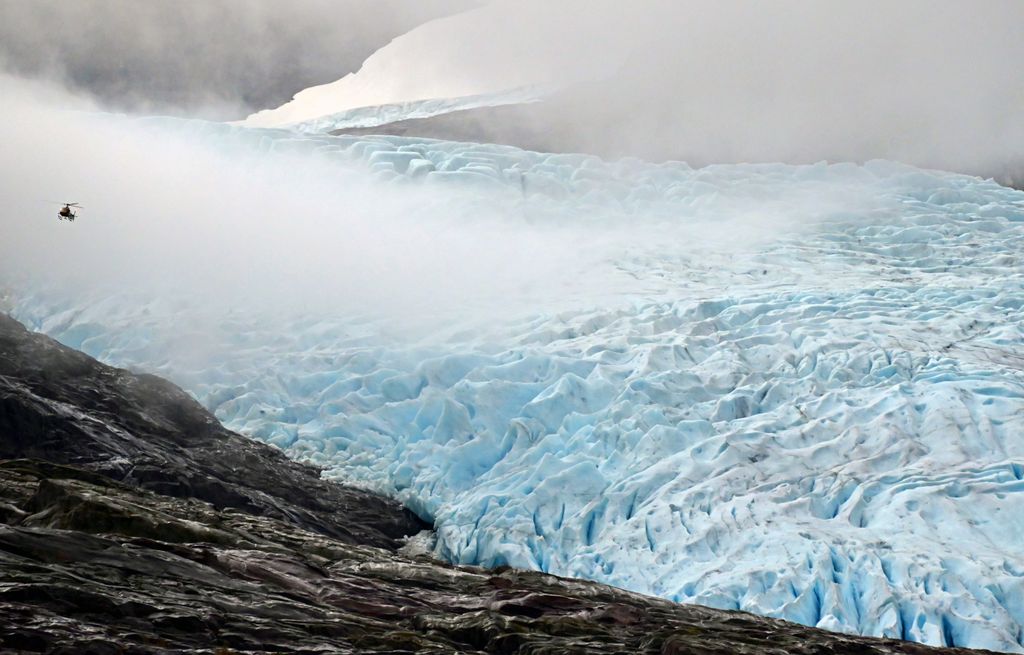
left=7, top=117, right=1024, bottom=652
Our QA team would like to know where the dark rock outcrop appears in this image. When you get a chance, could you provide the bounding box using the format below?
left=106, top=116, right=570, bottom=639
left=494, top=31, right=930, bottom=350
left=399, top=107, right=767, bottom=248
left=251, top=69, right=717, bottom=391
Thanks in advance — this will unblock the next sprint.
left=0, top=313, right=998, bottom=653
left=0, top=313, right=425, bottom=547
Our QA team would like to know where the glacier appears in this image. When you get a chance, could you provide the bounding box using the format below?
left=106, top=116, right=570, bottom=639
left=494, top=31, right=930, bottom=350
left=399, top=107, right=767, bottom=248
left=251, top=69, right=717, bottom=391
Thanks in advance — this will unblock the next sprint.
left=276, top=86, right=552, bottom=135
left=5, top=116, right=1024, bottom=652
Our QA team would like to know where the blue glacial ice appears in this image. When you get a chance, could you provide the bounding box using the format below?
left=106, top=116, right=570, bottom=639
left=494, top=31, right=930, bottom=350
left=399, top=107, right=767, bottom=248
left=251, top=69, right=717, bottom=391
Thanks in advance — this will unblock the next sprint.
left=6, top=117, right=1024, bottom=652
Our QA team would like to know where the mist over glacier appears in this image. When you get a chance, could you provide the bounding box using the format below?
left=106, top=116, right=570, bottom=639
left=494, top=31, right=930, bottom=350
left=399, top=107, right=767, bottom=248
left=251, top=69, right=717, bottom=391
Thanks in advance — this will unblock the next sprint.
left=246, top=0, right=1024, bottom=183
left=3, top=1, right=1024, bottom=652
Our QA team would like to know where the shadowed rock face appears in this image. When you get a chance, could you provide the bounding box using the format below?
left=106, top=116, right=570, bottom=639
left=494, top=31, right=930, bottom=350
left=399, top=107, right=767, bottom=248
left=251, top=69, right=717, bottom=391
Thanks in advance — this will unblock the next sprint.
left=0, top=313, right=998, bottom=653
left=0, top=313, right=425, bottom=547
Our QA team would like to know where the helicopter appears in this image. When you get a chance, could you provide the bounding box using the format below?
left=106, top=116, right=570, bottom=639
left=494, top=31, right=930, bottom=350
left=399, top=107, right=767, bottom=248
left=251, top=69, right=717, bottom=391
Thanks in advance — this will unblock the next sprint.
left=56, top=203, right=81, bottom=222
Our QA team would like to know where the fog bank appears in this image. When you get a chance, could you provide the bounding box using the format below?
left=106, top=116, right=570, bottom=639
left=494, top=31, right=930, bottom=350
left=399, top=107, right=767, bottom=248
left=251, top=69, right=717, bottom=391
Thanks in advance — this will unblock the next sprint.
left=1, top=75, right=871, bottom=333
left=252, top=0, right=1024, bottom=181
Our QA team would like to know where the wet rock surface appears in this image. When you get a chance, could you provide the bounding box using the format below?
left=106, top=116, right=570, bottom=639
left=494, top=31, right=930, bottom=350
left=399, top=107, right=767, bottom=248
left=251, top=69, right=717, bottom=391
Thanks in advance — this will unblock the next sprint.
left=0, top=313, right=998, bottom=653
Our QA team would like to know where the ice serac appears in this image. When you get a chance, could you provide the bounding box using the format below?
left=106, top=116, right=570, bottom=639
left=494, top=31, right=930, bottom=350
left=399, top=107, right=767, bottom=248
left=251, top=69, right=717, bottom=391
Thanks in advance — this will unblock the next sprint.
left=8, top=117, right=1024, bottom=653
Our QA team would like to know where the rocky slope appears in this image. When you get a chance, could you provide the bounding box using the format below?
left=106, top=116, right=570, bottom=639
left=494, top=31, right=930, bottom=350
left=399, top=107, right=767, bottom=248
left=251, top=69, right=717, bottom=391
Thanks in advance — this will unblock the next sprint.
left=0, top=313, right=999, bottom=654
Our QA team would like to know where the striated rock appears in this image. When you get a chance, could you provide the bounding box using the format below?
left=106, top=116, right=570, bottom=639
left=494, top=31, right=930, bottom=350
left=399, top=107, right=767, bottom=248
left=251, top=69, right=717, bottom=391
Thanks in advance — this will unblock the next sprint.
left=0, top=313, right=999, bottom=653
